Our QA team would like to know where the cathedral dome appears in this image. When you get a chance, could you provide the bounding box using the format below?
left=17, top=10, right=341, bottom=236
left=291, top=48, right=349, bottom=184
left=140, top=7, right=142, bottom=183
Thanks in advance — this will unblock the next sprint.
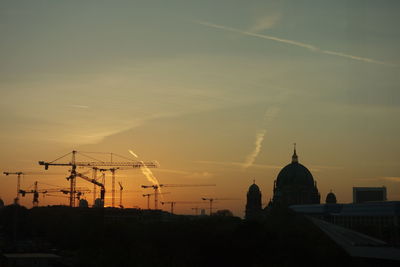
left=275, top=146, right=315, bottom=188
left=272, top=145, right=320, bottom=206
left=276, top=162, right=315, bottom=188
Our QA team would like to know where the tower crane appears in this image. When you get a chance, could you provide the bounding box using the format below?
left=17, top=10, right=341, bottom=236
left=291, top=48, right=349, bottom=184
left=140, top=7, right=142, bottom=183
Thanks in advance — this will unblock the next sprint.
left=38, top=150, right=157, bottom=207
left=142, top=192, right=170, bottom=209
left=201, top=198, right=238, bottom=215
left=19, top=181, right=90, bottom=207
left=3, top=172, right=24, bottom=203
left=97, top=168, right=120, bottom=207
left=118, top=181, right=123, bottom=208
left=73, top=172, right=105, bottom=207
left=91, top=167, right=99, bottom=206
left=141, top=184, right=216, bottom=210
left=160, top=201, right=203, bottom=214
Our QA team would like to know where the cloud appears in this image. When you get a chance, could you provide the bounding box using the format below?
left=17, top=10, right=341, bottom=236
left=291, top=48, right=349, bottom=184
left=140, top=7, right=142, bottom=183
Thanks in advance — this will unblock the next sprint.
left=67, top=104, right=90, bottom=109
left=196, top=21, right=394, bottom=66
left=248, top=13, right=281, bottom=33
left=307, top=165, right=344, bottom=172
left=195, top=160, right=281, bottom=170
left=380, top=177, right=400, bottom=183
left=154, top=168, right=214, bottom=179
left=186, top=171, right=214, bottom=179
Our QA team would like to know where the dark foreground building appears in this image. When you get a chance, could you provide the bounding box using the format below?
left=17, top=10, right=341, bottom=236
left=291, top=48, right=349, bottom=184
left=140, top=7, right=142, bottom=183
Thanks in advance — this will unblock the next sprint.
left=290, top=201, right=400, bottom=246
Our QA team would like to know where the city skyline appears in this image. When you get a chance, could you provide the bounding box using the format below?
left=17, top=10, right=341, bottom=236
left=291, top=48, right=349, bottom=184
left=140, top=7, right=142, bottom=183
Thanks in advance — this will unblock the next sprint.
left=1, top=0, right=399, bottom=216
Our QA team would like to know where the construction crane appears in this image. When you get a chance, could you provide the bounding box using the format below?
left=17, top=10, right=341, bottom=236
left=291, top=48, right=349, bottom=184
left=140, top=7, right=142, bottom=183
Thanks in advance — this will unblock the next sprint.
left=141, top=184, right=216, bottom=210
left=20, top=188, right=89, bottom=207
left=97, top=168, right=120, bottom=208
left=38, top=150, right=157, bottom=207
left=160, top=201, right=203, bottom=214
left=142, top=192, right=170, bottom=209
left=201, top=198, right=238, bottom=215
left=19, top=181, right=90, bottom=207
left=3, top=171, right=24, bottom=203
left=118, top=181, right=123, bottom=208
left=91, top=167, right=99, bottom=206
left=73, top=172, right=105, bottom=208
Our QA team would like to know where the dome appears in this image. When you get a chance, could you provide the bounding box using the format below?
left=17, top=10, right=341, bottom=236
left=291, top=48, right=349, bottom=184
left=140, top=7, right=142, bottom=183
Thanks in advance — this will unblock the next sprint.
left=248, top=183, right=261, bottom=193
left=275, top=146, right=315, bottom=188
left=326, top=191, right=337, bottom=204
left=276, top=162, right=315, bottom=188
left=272, top=145, right=320, bottom=206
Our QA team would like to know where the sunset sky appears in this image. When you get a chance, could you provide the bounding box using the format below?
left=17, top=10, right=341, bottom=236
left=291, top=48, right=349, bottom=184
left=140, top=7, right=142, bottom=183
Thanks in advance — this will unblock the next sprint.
left=1, top=0, right=399, bottom=216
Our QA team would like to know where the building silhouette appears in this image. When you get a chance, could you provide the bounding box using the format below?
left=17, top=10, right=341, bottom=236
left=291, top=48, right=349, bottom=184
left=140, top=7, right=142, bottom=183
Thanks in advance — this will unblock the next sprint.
left=353, top=187, right=387, bottom=203
left=272, top=145, right=320, bottom=206
left=325, top=191, right=337, bottom=204
left=245, top=181, right=262, bottom=220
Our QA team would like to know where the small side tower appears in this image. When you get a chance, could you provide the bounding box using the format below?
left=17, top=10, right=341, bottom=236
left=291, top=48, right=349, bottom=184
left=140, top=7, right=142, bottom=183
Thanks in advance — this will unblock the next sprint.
left=325, top=190, right=337, bottom=204
left=245, top=180, right=262, bottom=220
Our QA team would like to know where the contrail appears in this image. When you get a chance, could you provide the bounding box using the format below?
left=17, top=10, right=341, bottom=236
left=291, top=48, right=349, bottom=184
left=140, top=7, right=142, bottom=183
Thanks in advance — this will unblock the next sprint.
left=196, top=21, right=393, bottom=66
left=128, top=150, right=138, bottom=158
left=243, top=130, right=267, bottom=169
left=128, top=149, right=163, bottom=199
left=243, top=107, right=280, bottom=169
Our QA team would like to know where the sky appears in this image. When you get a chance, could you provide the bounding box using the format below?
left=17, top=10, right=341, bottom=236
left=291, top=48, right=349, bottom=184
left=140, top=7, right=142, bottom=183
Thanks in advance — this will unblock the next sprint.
left=0, top=0, right=399, bottom=217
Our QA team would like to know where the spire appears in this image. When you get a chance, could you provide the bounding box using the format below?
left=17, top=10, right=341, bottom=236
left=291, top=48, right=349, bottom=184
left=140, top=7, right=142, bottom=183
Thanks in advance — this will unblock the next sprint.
left=253, top=179, right=256, bottom=184
left=292, top=143, right=298, bottom=163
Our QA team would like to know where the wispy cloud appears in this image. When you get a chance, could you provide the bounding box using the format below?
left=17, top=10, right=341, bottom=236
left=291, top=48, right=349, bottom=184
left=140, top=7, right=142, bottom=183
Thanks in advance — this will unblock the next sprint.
left=248, top=13, right=281, bottom=33
left=196, top=21, right=394, bottom=66
left=155, top=168, right=214, bottom=179
left=195, top=160, right=281, bottom=170
left=243, top=107, right=280, bottom=169
left=67, top=104, right=90, bottom=109
left=380, top=177, right=400, bottom=183
left=307, top=165, right=344, bottom=172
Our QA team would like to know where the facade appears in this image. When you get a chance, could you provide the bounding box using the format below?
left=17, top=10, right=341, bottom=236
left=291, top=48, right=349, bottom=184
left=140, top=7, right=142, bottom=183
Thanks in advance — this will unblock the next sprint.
left=353, top=187, right=387, bottom=204
left=245, top=181, right=262, bottom=220
left=290, top=201, right=400, bottom=245
left=272, top=147, right=320, bottom=206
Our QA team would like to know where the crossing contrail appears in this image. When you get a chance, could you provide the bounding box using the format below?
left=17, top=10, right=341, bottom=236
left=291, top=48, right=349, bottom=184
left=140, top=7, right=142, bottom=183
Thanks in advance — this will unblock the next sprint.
left=196, top=21, right=393, bottom=66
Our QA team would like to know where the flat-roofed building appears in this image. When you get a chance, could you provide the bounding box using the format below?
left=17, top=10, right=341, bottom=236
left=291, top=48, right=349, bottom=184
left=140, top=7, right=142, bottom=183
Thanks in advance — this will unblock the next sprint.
left=290, top=201, right=400, bottom=246
left=353, top=187, right=387, bottom=204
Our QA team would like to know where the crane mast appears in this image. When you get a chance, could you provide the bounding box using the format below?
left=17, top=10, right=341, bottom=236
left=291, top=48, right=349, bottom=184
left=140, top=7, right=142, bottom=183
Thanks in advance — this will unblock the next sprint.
left=3, top=171, right=24, bottom=203
left=118, top=181, right=123, bottom=208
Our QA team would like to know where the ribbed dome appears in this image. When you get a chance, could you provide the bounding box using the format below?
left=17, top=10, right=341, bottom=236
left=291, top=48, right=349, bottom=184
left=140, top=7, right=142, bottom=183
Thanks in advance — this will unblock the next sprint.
left=276, top=162, right=314, bottom=188
left=248, top=183, right=261, bottom=193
